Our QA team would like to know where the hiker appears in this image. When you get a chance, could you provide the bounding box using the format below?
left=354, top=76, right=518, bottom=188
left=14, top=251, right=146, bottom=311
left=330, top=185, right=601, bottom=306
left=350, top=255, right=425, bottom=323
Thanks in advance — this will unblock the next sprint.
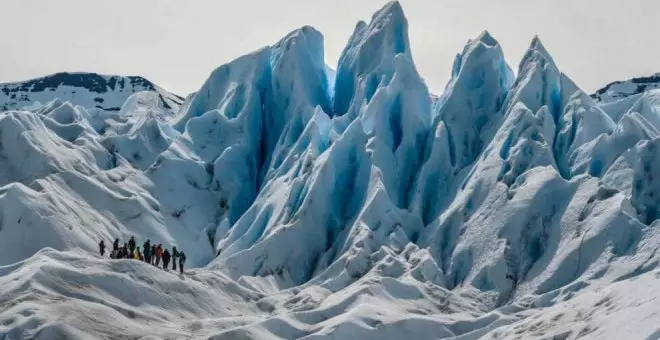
left=99, top=240, right=105, bottom=257
left=178, top=250, right=186, bottom=274
left=128, top=236, right=136, bottom=255
left=156, top=244, right=163, bottom=266
left=123, top=243, right=129, bottom=258
left=143, top=240, right=151, bottom=263
left=162, top=249, right=171, bottom=270
left=113, top=238, right=119, bottom=252
left=172, top=246, right=179, bottom=271
left=151, top=244, right=157, bottom=265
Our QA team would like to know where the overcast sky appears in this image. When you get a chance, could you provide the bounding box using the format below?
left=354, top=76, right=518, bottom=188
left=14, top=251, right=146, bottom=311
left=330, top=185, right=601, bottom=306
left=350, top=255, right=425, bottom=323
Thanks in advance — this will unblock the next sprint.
left=2, top=0, right=659, bottom=96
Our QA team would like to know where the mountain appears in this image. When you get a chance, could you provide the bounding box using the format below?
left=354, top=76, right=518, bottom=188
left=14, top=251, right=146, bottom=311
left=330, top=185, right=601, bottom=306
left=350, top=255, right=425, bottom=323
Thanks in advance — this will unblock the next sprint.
left=2, top=2, right=660, bottom=339
left=0, top=72, right=184, bottom=112
left=592, top=73, right=660, bottom=103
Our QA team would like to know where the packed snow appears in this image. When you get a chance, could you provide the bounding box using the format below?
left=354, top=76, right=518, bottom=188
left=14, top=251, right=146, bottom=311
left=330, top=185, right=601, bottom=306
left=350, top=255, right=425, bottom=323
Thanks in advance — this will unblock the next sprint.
left=2, top=1, right=660, bottom=339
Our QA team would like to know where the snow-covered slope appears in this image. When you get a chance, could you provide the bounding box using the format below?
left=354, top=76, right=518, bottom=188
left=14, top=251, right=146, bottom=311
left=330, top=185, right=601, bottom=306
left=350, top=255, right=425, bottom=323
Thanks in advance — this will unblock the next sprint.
left=0, top=72, right=184, bottom=112
left=2, top=2, right=660, bottom=339
left=592, top=73, right=660, bottom=103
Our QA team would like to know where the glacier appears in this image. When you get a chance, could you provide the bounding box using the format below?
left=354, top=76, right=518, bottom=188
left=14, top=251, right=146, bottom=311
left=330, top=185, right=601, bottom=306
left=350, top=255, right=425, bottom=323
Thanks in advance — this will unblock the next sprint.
left=2, top=1, right=660, bottom=339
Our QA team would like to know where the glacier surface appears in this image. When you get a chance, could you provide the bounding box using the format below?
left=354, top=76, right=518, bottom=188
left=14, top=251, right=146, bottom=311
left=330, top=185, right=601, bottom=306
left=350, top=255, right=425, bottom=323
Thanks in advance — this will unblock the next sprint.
left=2, top=2, right=660, bottom=339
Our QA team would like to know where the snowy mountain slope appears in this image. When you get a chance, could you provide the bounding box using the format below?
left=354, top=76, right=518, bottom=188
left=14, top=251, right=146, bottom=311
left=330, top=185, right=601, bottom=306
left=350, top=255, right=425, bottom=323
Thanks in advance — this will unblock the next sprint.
left=2, top=1, right=660, bottom=339
left=592, top=73, right=660, bottom=103
left=0, top=72, right=184, bottom=112
left=4, top=248, right=660, bottom=339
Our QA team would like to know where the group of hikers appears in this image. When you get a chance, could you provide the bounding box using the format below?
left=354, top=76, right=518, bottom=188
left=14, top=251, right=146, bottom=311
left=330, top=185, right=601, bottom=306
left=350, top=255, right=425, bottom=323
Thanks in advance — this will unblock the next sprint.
left=98, top=236, right=187, bottom=274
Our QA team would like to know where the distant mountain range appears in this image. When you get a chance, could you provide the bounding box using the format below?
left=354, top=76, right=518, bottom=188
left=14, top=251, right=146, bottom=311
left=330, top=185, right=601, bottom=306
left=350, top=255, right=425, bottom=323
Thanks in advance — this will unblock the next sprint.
left=0, top=72, right=183, bottom=112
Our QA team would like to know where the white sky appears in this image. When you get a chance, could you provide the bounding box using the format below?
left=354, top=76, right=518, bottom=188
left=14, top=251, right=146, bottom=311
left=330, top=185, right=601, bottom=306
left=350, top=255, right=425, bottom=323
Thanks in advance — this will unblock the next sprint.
left=2, top=0, right=659, bottom=96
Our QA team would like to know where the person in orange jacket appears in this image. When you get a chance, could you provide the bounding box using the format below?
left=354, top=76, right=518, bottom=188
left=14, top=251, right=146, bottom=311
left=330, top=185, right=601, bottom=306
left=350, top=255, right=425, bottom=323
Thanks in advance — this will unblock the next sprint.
left=155, top=244, right=163, bottom=266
